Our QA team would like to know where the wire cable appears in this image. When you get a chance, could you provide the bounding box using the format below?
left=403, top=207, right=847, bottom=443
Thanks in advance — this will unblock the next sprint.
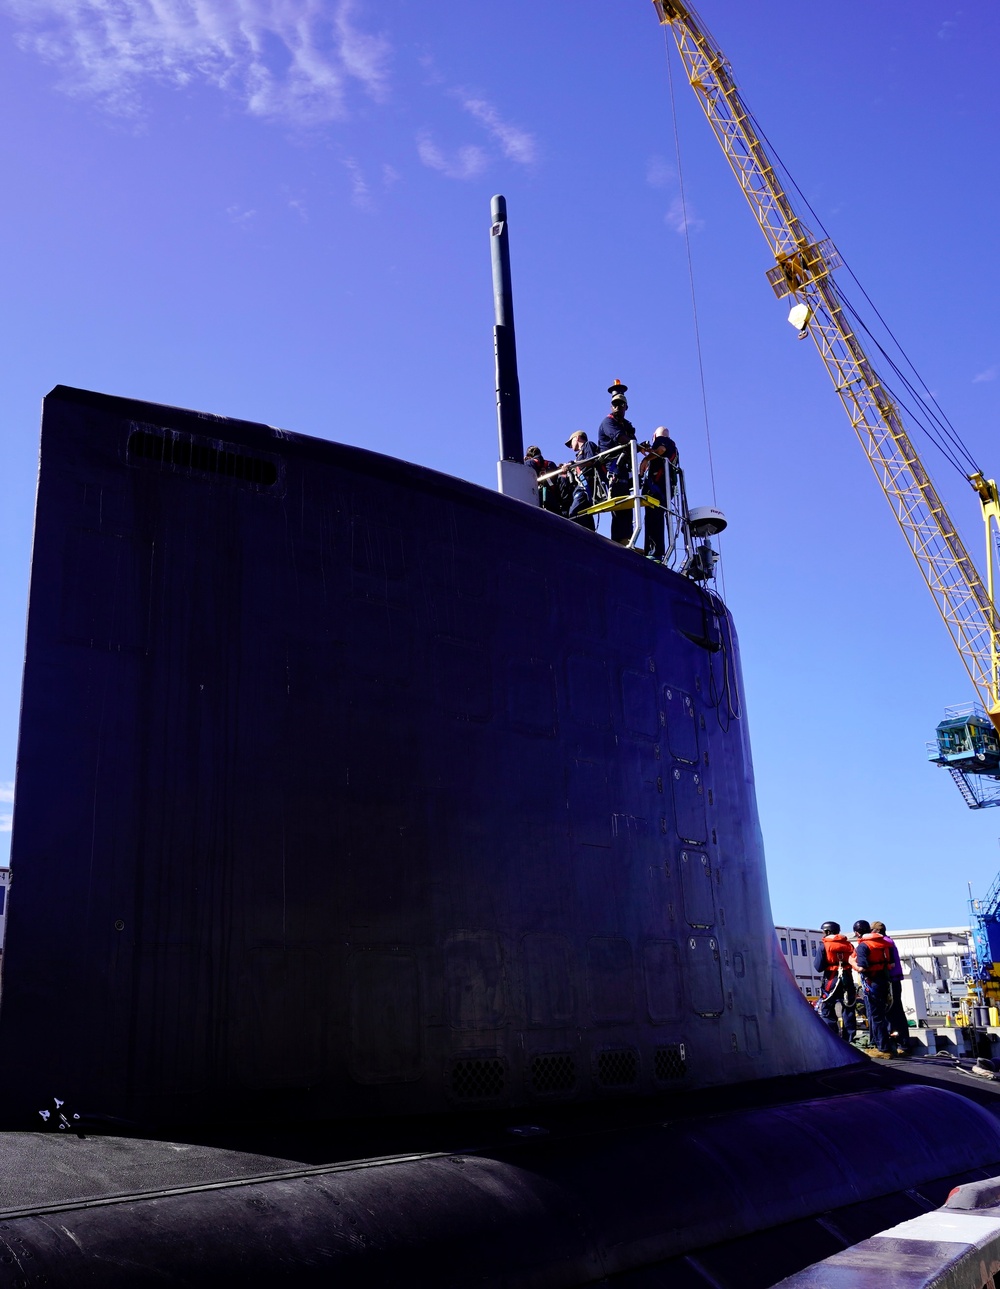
left=739, top=101, right=983, bottom=481
left=663, top=29, right=727, bottom=603
left=837, top=282, right=981, bottom=477
left=663, top=16, right=988, bottom=640
left=836, top=286, right=980, bottom=478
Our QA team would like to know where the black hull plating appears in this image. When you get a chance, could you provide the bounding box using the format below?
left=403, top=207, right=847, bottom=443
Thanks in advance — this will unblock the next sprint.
left=0, top=386, right=853, bottom=1124
left=0, top=1082, right=998, bottom=1287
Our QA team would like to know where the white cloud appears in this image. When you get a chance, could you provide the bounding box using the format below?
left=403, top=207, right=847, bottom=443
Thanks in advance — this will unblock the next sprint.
left=646, top=154, right=673, bottom=189
left=341, top=156, right=372, bottom=209
left=416, top=131, right=487, bottom=181
left=416, top=51, right=443, bottom=84
left=334, top=1, right=389, bottom=102
left=414, top=90, right=535, bottom=183
left=3, top=0, right=391, bottom=125
left=458, top=95, right=536, bottom=165
left=974, top=365, right=997, bottom=384
left=665, top=197, right=703, bottom=234
left=0, top=784, right=12, bottom=805
left=226, top=204, right=256, bottom=226
left=938, top=19, right=957, bottom=39
left=0, top=815, right=10, bottom=834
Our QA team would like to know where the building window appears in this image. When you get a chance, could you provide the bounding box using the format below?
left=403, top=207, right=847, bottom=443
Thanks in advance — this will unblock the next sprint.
left=791, top=939, right=798, bottom=955
left=780, top=937, right=788, bottom=954
left=810, top=940, right=816, bottom=955
left=800, top=940, right=807, bottom=956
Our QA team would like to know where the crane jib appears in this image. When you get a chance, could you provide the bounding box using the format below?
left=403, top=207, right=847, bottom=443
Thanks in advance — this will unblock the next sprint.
left=650, top=0, right=1000, bottom=750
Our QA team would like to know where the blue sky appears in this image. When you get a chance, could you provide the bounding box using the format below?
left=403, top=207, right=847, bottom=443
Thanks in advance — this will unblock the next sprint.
left=0, top=0, right=997, bottom=931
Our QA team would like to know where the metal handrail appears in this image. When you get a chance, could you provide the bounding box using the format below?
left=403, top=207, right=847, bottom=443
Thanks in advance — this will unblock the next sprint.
left=536, top=440, right=692, bottom=568
left=534, top=440, right=632, bottom=485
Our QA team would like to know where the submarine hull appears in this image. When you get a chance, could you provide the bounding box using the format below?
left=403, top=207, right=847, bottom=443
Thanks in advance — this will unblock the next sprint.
left=0, top=1081, right=998, bottom=1287
left=4, top=390, right=1000, bottom=1286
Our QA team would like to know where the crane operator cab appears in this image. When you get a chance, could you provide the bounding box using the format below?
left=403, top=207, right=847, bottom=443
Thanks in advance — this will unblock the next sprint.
left=930, top=705, right=1000, bottom=776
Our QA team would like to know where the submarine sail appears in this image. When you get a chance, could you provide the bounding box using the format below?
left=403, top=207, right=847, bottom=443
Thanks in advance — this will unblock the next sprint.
left=0, top=381, right=858, bottom=1125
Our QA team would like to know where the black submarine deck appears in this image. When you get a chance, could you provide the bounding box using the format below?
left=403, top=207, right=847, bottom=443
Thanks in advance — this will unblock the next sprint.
left=0, top=1057, right=998, bottom=1287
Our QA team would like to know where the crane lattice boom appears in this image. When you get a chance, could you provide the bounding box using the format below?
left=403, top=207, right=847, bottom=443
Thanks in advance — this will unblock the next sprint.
left=653, top=0, right=1000, bottom=727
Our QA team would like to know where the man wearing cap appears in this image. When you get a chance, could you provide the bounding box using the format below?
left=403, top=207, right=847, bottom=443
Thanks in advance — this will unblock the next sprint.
left=524, top=445, right=568, bottom=515
left=563, top=431, right=598, bottom=530
left=639, top=428, right=679, bottom=561
left=597, top=381, right=638, bottom=545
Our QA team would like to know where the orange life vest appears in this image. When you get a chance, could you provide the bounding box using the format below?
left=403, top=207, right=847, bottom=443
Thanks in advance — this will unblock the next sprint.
left=822, top=934, right=852, bottom=973
left=849, top=933, right=891, bottom=974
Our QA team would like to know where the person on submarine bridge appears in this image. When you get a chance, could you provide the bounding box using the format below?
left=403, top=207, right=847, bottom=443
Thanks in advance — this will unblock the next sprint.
left=597, top=380, right=638, bottom=546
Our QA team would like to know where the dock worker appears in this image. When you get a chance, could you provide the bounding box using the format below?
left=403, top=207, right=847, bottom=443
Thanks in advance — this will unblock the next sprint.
left=851, top=919, right=893, bottom=1058
left=564, top=431, right=599, bottom=531
left=639, top=429, right=679, bottom=562
left=597, top=381, right=639, bottom=545
left=813, top=920, right=856, bottom=1043
left=524, top=446, right=568, bottom=515
left=872, top=921, right=909, bottom=1056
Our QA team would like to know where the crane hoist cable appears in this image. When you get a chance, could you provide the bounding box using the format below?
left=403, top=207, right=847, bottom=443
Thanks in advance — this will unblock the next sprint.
left=652, top=0, right=1000, bottom=737
left=836, top=289, right=979, bottom=479
left=836, top=278, right=982, bottom=479
left=662, top=28, right=978, bottom=486
left=740, top=107, right=983, bottom=480
left=727, top=66, right=982, bottom=484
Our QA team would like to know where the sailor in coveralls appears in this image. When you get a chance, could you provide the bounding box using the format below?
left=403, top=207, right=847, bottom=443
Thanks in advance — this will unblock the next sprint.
left=639, top=429, right=678, bottom=562
left=597, top=380, right=638, bottom=545
left=851, top=920, right=893, bottom=1057
left=564, top=431, right=600, bottom=530
left=872, top=920, right=909, bottom=1056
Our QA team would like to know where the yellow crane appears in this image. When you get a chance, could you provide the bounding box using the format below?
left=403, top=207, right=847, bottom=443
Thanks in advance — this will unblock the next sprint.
left=651, top=0, right=1000, bottom=806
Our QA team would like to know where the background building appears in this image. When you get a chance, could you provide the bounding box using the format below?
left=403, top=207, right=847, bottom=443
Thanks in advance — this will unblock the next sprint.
left=775, top=925, right=824, bottom=1001
left=890, top=926, right=973, bottom=1020
left=776, top=921, right=976, bottom=1023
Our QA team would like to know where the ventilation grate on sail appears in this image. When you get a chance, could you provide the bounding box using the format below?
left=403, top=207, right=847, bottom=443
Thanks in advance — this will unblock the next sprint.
left=595, top=1048, right=639, bottom=1089
left=529, top=1053, right=577, bottom=1096
left=653, top=1044, right=687, bottom=1082
left=448, top=1056, right=507, bottom=1102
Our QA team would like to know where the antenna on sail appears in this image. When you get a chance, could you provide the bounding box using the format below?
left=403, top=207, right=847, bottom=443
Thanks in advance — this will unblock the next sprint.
left=490, top=195, right=537, bottom=503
